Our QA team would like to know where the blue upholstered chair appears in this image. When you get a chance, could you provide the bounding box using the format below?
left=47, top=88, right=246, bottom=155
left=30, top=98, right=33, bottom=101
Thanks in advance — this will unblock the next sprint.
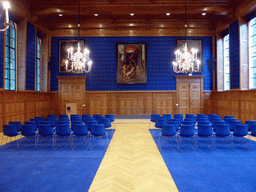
left=150, top=114, right=160, bottom=128
left=176, top=124, right=197, bottom=151
left=155, top=116, right=167, bottom=128
left=90, top=124, right=108, bottom=149
left=72, top=124, right=90, bottom=149
left=55, top=123, right=73, bottom=149
left=21, top=124, right=37, bottom=149
left=85, top=119, right=98, bottom=132
left=158, top=124, right=177, bottom=151
left=173, top=114, right=184, bottom=124
left=215, top=124, right=233, bottom=150
left=197, top=124, right=215, bottom=150
left=9, top=121, right=22, bottom=132
left=37, top=124, right=55, bottom=149
left=245, top=120, right=256, bottom=131
left=162, top=114, right=172, bottom=121
left=2, top=124, right=20, bottom=148
left=232, top=124, right=251, bottom=150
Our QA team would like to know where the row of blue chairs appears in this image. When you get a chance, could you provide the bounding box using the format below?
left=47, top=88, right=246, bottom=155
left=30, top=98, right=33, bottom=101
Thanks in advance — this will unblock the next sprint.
left=1, top=114, right=115, bottom=150
left=151, top=114, right=256, bottom=151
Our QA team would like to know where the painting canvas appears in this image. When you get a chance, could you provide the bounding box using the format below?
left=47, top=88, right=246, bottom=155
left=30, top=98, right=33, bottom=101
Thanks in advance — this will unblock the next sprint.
left=176, top=40, right=203, bottom=73
left=59, top=40, right=85, bottom=73
left=117, top=43, right=146, bottom=84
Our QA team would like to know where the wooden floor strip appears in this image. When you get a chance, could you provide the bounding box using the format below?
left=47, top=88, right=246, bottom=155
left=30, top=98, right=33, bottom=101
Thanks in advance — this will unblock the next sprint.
left=89, top=123, right=179, bottom=192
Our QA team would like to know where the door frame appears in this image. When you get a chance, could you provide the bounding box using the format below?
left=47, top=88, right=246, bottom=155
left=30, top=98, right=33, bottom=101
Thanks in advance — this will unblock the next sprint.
left=175, top=76, right=204, bottom=115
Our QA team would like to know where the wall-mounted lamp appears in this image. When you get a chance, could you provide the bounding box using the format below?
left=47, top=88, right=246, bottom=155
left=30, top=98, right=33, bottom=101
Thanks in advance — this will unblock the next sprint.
left=0, top=1, right=11, bottom=32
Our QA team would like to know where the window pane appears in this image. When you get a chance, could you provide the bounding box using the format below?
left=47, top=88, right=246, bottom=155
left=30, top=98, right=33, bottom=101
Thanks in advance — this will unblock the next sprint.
left=37, top=59, right=40, bottom=67
left=10, top=28, right=15, bottom=38
left=10, top=49, right=15, bottom=59
left=5, top=36, right=9, bottom=46
left=5, top=46, right=9, bottom=58
left=5, top=69, right=9, bottom=78
left=5, top=58, right=9, bottom=68
left=5, top=79, right=9, bottom=90
left=10, top=38, right=15, bottom=48
left=10, top=70, right=15, bottom=80
left=10, top=59, right=15, bottom=70
left=10, top=80, right=15, bottom=90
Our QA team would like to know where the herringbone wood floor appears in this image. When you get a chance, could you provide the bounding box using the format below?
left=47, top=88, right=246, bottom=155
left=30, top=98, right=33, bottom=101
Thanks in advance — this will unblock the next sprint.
left=89, top=121, right=179, bottom=192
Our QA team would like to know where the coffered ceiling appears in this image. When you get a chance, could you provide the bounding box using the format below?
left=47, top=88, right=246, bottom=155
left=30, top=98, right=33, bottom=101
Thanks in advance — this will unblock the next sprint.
left=11, top=0, right=252, bottom=33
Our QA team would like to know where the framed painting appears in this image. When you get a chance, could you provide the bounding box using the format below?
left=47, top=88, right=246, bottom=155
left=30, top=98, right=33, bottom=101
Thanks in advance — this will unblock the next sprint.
left=117, top=43, right=146, bottom=84
left=59, top=40, right=85, bottom=73
left=176, top=39, right=203, bottom=73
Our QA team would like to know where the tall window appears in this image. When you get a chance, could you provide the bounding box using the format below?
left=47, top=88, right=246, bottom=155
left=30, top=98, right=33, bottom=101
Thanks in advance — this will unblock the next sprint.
left=249, top=17, right=256, bottom=89
left=36, top=37, right=41, bottom=92
left=223, top=34, right=230, bottom=91
left=5, top=20, right=16, bottom=91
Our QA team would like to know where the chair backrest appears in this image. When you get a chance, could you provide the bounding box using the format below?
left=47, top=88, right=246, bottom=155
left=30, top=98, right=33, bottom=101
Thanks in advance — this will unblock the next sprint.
left=251, top=124, right=256, bottom=137
left=229, top=120, right=242, bottom=131
left=24, top=121, right=37, bottom=131
left=185, top=114, right=195, bottom=118
left=98, top=117, right=112, bottom=128
left=162, top=124, right=176, bottom=136
left=91, top=124, right=105, bottom=136
left=197, top=120, right=211, bottom=126
left=150, top=114, right=160, bottom=122
left=85, top=120, right=98, bottom=131
left=83, top=116, right=95, bottom=124
left=233, top=124, right=248, bottom=137
left=215, top=124, right=230, bottom=137
left=198, top=124, right=213, bottom=137
left=73, top=124, right=88, bottom=136
left=105, top=114, right=114, bottom=122
left=71, top=122, right=84, bottom=131
left=224, top=117, right=237, bottom=124
left=82, top=114, right=92, bottom=122
left=183, top=120, right=195, bottom=126
left=179, top=125, right=195, bottom=137
left=245, top=120, right=256, bottom=131
left=21, top=124, right=36, bottom=136
left=59, top=114, right=69, bottom=119
left=167, top=120, right=180, bottom=131
left=39, top=124, right=54, bottom=136
left=56, top=124, right=71, bottom=136
left=9, top=121, right=21, bottom=132
left=3, top=124, right=18, bottom=136
left=224, top=115, right=234, bottom=121
left=162, top=114, right=172, bottom=121
left=155, top=116, right=167, bottom=128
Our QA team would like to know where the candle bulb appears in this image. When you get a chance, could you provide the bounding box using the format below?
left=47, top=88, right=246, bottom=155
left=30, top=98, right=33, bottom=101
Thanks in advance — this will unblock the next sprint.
left=2, top=1, right=10, bottom=24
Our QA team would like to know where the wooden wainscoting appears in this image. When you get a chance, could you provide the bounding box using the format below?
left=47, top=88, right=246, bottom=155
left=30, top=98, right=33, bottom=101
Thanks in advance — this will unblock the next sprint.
left=84, top=91, right=176, bottom=116
left=0, top=91, right=57, bottom=132
left=204, top=90, right=256, bottom=123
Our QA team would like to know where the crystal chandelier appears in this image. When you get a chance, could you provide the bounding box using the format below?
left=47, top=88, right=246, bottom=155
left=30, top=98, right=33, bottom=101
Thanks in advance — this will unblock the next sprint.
left=172, top=0, right=200, bottom=74
left=65, top=0, right=92, bottom=73
left=0, top=1, right=11, bottom=32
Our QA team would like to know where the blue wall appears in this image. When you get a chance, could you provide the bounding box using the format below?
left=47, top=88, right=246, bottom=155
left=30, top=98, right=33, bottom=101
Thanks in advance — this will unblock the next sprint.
left=229, top=20, right=240, bottom=89
left=50, top=36, right=213, bottom=92
left=26, top=21, right=36, bottom=91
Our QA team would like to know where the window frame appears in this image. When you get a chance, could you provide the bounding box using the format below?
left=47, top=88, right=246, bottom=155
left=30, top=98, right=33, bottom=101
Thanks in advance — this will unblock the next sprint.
left=4, top=20, right=17, bottom=91
left=249, top=17, right=256, bottom=90
left=223, top=33, right=230, bottom=91
left=35, top=36, right=41, bottom=92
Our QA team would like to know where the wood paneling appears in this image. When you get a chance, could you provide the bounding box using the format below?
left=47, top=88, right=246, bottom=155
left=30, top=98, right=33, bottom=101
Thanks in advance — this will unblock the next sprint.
left=204, top=90, right=256, bottom=123
left=85, top=91, right=175, bottom=116
left=0, top=91, right=57, bottom=132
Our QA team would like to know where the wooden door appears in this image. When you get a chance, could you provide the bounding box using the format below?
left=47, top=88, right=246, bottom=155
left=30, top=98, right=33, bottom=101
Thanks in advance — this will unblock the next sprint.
left=175, top=76, right=204, bottom=116
left=57, top=76, right=86, bottom=116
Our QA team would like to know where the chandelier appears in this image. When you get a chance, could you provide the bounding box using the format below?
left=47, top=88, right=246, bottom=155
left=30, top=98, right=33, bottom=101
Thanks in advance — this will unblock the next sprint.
left=65, top=0, right=92, bottom=73
left=0, top=1, right=11, bottom=32
left=172, top=0, right=200, bottom=74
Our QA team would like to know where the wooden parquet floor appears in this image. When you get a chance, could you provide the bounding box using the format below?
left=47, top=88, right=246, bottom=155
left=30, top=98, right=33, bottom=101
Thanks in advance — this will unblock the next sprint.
left=89, top=122, right=179, bottom=192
